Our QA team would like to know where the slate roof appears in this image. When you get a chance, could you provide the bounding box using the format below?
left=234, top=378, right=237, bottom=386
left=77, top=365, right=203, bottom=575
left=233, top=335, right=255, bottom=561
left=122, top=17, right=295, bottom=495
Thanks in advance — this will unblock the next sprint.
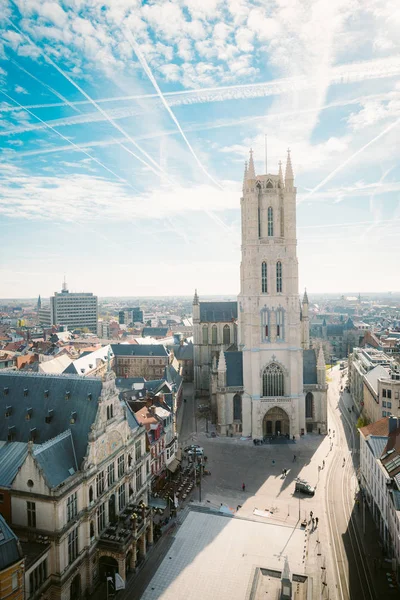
left=200, top=302, right=238, bottom=323
left=170, top=343, right=194, bottom=361
left=0, top=442, right=28, bottom=487
left=326, top=324, right=344, bottom=336
left=64, top=344, right=113, bottom=375
left=0, top=514, right=22, bottom=570
left=33, top=430, right=78, bottom=488
left=115, top=377, right=146, bottom=390
left=164, top=364, right=182, bottom=391
left=111, top=344, right=169, bottom=357
left=0, top=372, right=102, bottom=468
left=142, top=327, right=169, bottom=337
left=364, top=365, right=390, bottom=395
left=366, top=435, right=388, bottom=459
left=303, top=349, right=318, bottom=385
left=225, top=351, right=243, bottom=387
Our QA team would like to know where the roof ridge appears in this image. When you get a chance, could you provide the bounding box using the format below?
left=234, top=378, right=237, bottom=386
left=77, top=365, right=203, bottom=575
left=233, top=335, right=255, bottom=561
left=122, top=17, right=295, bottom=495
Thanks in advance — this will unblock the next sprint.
left=33, top=429, right=72, bottom=455
left=0, top=371, right=101, bottom=382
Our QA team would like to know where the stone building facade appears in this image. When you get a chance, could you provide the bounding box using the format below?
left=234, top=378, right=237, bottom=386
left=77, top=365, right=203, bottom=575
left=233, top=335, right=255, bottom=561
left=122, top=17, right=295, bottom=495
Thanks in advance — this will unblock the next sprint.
left=196, top=149, right=328, bottom=437
left=0, top=370, right=152, bottom=600
left=112, top=344, right=169, bottom=380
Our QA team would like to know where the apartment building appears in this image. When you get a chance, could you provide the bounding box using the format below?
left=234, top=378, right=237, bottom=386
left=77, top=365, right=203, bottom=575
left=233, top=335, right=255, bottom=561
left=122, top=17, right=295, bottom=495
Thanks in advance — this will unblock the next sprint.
left=50, top=281, right=98, bottom=334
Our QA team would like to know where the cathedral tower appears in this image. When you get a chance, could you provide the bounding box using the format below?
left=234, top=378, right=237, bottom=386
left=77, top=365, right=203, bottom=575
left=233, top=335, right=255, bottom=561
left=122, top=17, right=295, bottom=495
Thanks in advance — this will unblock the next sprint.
left=238, top=149, right=305, bottom=437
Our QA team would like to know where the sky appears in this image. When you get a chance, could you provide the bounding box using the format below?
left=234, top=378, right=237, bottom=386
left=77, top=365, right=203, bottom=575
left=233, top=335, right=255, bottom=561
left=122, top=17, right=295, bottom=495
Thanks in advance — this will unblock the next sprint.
left=0, top=0, right=400, bottom=299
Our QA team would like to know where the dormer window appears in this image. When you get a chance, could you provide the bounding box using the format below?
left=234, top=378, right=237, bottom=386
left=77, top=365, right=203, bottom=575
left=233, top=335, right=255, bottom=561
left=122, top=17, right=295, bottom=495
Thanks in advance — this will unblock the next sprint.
left=81, top=368, right=85, bottom=373
left=65, top=391, right=71, bottom=400
left=44, top=390, right=49, bottom=398
left=8, top=426, right=15, bottom=441
left=70, top=411, right=77, bottom=424
left=45, top=409, right=53, bottom=423
left=26, top=408, right=33, bottom=420
left=3, top=387, right=9, bottom=396
left=89, top=364, right=93, bottom=369
left=30, top=428, right=37, bottom=441
left=5, top=406, right=12, bottom=418
left=24, top=388, right=29, bottom=397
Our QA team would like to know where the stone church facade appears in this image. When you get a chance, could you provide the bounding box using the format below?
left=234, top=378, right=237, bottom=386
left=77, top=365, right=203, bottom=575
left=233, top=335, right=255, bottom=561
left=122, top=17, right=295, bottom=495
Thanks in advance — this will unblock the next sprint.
left=194, top=149, right=328, bottom=438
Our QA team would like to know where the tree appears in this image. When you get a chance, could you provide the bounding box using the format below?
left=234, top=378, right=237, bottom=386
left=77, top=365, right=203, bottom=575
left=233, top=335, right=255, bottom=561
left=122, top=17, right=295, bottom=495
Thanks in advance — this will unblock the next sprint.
left=356, top=415, right=370, bottom=429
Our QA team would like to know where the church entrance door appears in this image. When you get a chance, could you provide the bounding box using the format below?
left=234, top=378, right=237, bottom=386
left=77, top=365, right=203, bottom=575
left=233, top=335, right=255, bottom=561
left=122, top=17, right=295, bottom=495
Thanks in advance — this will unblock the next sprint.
left=263, top=407, right=290, bottom=436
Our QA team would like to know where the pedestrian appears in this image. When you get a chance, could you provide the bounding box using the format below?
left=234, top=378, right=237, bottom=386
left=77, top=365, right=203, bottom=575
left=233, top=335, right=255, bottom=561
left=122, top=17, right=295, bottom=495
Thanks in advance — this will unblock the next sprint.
left=333, top=430, right=335, bottom=437
left=292, top=435, right=295, bottom=442
left=242, top=482, right=246, bottom=492
left=272, top=459, right=275, bottom=465
left=343, top=458, right=345, bottom=467
left=284, top=468, right=287, bottom=476
left=329, top=428, right=331, bottom=435
left=322, top=460, right=325, bottom=469
left=315, top=517, right=319, bottom=527
left=318, top=465, right=321, bottom=472
left=311, top=517, right=315, bottom=527
left=310, top=511, right=313, bottom=519
left=293, top=454, right=297, bottom=462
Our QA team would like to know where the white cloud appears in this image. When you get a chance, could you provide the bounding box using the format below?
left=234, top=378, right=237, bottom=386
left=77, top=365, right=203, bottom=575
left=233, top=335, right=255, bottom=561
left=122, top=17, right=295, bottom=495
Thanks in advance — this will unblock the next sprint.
left=14, top=84, right=29, bottom=94
left=38, top=2, right=68, bottom=27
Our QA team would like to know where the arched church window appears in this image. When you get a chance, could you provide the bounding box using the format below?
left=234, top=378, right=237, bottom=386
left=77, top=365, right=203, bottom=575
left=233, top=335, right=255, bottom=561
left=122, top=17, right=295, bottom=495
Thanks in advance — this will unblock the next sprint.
left=223, top=325, right=230, bottom=345
left=276, top=261, right=282, bottom=293
left=233, top=394, right=242, bottom=420
left=212, top=325, right=218, bottom=345
left=266, top=180, right=273, bottom=189
left=268, top=207, right=273, bottom=236
left=261, top=262, right=267, bottom=293
left=89, top=486, right=93, bottom=504
left=262, top=363, right=284, bottom=397
left=202, top=326, right=208, bottom=345
left=261, top=309, right=270, bottom=342
left=276, top=309, right=284, bottom=341
left=306, top=392, right=314, bottom=418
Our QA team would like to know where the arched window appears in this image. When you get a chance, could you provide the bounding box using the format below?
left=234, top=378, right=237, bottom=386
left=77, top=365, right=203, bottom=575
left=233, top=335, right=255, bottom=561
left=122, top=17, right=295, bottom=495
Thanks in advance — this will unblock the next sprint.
left=261, top=309, right=270, bottom=342
left=261, top=262, right=267, bottom=293
left=110, top=405, right=114, bottom=418
left=128, top=454, right=132, bottom=468
left=276, top=309, right=284, bottom=341
left=276, top=261, right=282, bottom=293
left=89, top=486, right=93, bottom=504
left=266, top=180, right=273, bottom=189
left=212, top=325, right=218, bottom=345
left=202, top=326, right=208, bottom=345
left=262, top=363, right=284, bottom=397
left=233, top=394, right=242, bottom=420
left=90, top=521, right=95, bottom=538
left=306, top=392, right=314, bottom=418
left=268, top=207, right=273, bottom=236
left=223, top=325, right=230, bottom=345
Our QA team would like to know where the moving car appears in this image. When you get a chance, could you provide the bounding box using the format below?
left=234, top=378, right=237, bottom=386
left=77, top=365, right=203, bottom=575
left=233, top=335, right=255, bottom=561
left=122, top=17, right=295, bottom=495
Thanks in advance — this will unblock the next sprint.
left=295, top=479, right=315, bottom=496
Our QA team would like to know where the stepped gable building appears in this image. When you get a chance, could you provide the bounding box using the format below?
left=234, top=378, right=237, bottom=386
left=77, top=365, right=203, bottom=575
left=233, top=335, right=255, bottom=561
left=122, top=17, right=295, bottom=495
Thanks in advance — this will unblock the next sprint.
left=0, top=370, right=151, bottom=599
left=194, top=149, right=328, bottom=438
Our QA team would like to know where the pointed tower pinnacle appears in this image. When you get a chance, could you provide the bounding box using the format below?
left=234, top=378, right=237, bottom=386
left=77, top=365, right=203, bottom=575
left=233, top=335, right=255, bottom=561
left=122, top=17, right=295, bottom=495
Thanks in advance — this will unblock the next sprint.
left=242, top=161, right=248, bottom=189
left=317, top=343, right=325, bottom=368
left=278, top=160, right=284, bottom=186
left=285, top=148, right=294, bottom=186
left=218, top=348, right=227, bottom=372
left=302, top=288, right=309, bottom=305
left=247, top=148, right=256, bottom=180
left=193, top=289, right=199, bottom=305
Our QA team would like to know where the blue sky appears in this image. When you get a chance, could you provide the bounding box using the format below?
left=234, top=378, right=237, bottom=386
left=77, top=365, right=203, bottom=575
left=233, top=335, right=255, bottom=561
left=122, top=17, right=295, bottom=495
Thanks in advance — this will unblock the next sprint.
left=0, top=0, right=400, bottom=299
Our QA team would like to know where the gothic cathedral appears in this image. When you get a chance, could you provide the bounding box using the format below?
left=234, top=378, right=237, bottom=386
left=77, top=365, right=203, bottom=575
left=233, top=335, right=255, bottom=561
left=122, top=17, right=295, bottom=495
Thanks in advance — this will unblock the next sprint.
left=193, top=149, right=327, bottom=438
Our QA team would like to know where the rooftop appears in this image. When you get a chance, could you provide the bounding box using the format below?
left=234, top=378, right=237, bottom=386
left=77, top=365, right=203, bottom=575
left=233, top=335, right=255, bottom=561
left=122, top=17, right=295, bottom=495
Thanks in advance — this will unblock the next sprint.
left=200, top=301, right=238, bottom=323
left=111, top=344, right=169, bottom=357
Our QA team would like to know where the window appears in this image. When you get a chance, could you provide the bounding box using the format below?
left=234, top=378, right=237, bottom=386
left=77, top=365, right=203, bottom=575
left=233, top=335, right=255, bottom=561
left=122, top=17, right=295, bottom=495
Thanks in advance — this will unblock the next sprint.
left=135, top=467, right=142, bottom=491
left=27, top=501, right=36, bottom=527
left=382, top=389, right=387, bottom=398
left=211, top=325, right=218, bottom=344
left=67, top=492, right=78, bottom=522
left=276, top=261, right=282, bottom=293
left=135, top=440, right=142, bottom=461
left=306, top=392, right=313, bottom=418
left=96, top=471, right=105, bottom=497
left=387, top=401, right=392, bottom=409
left=262, top=363, right=284, bottom=397
left=12, top=571, right=18, bottom=591
left=29, top=558, right=47, bottom=593
left=223, top=325, right=230, bottom=345
left=118, top=455, right=125, bottom=478
left=268, top=206, right=273, bottom=236
left=118, top=484, right=126, bottom=511
left=89, top=486, right=93, bottom=504
left=387, top=390, right=392, bottom=399
left=276, top=309, right=284, bottom=340
left=68, top=528, right=79, bottom=565
left=261, top=309, right=270, bottom=342
left=261, top=262, right=268, bottom=293
left=97, top=503, right=106, bottom=533
left=382, top=401, right=386, bottom=407
left=107, top=463, right=115, bottom=487
left=383, top=411, right=387, bottom=417
left=233, top=394, right=242, bottom=420
left=202, top=326, right=208, bottom=345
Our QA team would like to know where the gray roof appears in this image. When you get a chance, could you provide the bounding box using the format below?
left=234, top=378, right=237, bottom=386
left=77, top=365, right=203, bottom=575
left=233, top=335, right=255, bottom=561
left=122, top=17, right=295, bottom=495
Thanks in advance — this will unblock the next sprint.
left=164, top=364, right=182, bottom=392
left=33, top=430, right=78, bottom=488
left=303, top=349, right=317, bottom=385
left=0, top=372, right=102, bottom=468
left=171, top=343, right=193, bottom=361
left=367, top=435, right=388, bottom=459
left=142, top=327, right=169, bottom=337
left=0, top=442, right=28, bottom=487
left=115, top=377, right=146, bottom=390
left=0, top=514, right=22, bottom=570
left=364, top=365, right=389, bottom=395
left=111, top=344, right=169, bottom=357
left=225, top=351, right=243, bottom=387
left=63, top=345, right=113, bottom=375
left=200, top=302, right=238, bottom=323
left=327, top=324, right=344, bottom=336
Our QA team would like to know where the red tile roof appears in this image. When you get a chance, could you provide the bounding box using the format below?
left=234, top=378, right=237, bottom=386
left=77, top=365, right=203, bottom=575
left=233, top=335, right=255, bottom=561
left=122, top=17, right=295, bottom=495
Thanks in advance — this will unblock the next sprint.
left=359, top=417, right=389, bottom=438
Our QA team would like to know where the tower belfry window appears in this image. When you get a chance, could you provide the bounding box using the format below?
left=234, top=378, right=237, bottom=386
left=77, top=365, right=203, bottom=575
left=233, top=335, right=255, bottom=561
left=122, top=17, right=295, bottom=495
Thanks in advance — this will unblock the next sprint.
left=276, top=309, right=284, bottom=340
left=268, top=207, right=273, bottom=236
left=223, top=325, right=230, bottom=345
left=261, top=262, right=268, bottom=293
left=276, top=261, right=282, bottom=293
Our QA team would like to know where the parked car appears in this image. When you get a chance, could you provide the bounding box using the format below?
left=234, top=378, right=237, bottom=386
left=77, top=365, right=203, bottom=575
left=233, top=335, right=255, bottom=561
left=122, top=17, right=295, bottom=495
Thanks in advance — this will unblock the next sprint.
left=295, top=479, right=315, bottom=496
left=184, top=444, right=204, bottom=456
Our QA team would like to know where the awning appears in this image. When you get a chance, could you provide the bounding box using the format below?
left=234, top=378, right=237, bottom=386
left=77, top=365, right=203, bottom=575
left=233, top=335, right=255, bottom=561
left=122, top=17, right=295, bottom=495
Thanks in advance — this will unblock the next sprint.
left=167, top=457, right=181, bottom=473
left=149, top=496, right=168, bottom=510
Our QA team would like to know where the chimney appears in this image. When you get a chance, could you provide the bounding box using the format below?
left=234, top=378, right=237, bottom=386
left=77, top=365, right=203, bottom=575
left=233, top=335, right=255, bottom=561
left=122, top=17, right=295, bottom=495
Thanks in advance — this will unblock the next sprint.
left=389, top=416, right=400, bottom=434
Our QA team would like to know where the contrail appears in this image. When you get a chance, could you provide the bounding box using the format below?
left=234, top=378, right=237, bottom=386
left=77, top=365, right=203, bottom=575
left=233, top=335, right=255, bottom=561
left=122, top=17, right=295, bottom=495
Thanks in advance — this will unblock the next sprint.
left=2, top=54, right=399, bottom=112
left=6, top=18, right=170, bottom=181
left=0, top=90, right=140, bottom=192
left=123, top=27, right=223, bottom=190
left=301, top=117, right=400, bottom=201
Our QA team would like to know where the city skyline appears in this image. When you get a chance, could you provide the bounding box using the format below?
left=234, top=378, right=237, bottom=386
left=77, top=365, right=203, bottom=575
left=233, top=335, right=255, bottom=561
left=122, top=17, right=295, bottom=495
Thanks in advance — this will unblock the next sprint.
left=1, top=1, right=400, bottom=298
